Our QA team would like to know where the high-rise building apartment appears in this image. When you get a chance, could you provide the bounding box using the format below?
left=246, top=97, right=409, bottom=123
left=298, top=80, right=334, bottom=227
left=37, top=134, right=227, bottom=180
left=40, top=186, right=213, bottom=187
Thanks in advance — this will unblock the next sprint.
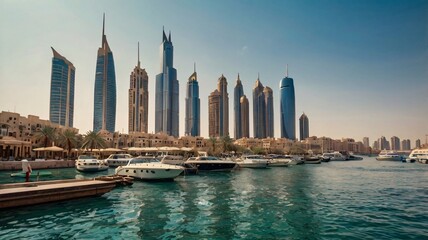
left=401, top=139, right=411, bottom=150
left=208, top=90, right=221, bottom=137
left=49, top=47, right=75, bottom=127
left=253, top=77, right=266, bottom=139
left=128, top=43, right=148, bottom=133
left=185, top=64, right=200, bottom=136
left=93, top=14, right=116, bottom=133
left=240, top=95, right=249, bottom=138
left=391, top=136, right=401, bottom=151
left=234, top=74, right=244, bottom=139
left=208, top=75, right=229, bottom=137
left=264, top=87, right=274, bottom=138
left=363, top=137, right=370, bottom=148
left=299, top=113, right=309, bottom=140
left=416, top=139, right=421, bottom=148
left=155, top=29, right=179, bottom=137
left=379, top=136, right=390, bottom=150
left=280, top=66, right=295, bottom=140
left=373, top=140, right=379, bottom=150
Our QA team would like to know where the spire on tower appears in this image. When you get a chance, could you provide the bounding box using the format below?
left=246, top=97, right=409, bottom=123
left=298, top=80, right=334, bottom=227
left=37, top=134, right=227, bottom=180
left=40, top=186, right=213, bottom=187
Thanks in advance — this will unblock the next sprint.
left=168, top=31, right=171, bottom=42
left=194, top=62, right=196, bottom=73
left=137, top=42, right=140, bottom=67
left=286, top=64, right=289, bottom=77
left=162, top=26, right=167, bottom=42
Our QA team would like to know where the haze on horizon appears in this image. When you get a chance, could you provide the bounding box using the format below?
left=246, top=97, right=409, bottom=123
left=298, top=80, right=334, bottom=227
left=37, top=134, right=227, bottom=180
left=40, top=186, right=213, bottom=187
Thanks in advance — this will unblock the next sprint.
left=0, top=0, right=427, bottom=145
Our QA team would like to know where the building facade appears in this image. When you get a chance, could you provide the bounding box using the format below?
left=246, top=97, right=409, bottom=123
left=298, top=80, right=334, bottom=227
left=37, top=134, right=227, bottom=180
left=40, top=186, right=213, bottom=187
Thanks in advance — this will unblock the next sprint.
left=416, top=139, right=421, bottom=148
left=401, top=139, right=411, bottom=150
left=240, top=95, right=249, bottom=138
left=391, top=136, right=400, bottom=151
left=155, top=29, right=179, bottom=137
left=253, top=77, right=266, bottom=138
left=234, top=74, right=244, bottom=139
left=128, top=43, right=149, bottom=133
left=93, top=14, right=116, bottom=133
left=299, top=113, right=309, bottom=140
left=363, top=137, right=370, bottom=148
left=208, top=75, right=229, bottom=137
left=185, top=65, right=200, bottom=136
left=264, top=86, right=274, bottom=138
left=49, top=47, right=75, bottom=128
left=280, top=67, right=296, bottom=140
left=208, top=90, right=221, bottom=137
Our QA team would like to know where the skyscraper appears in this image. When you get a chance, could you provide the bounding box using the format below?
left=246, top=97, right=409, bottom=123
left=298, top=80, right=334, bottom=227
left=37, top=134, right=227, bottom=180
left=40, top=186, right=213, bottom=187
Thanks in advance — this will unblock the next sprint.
left=128, top=42, right=148, bottom=133
left=363, top=137, right=370, bottom=148
left=264, top=86, right=274, bottom=138
left=280, top=66, right=295, bottom=140
left=208, top=75, right=229, bottom=137
left=49, top=47, right=75, bottom=127
left=155, top=28, right=179, bottom=137
left=185, top=64, right=200, bottom=136
left=234, top=74, right=244, bottom=139
left=391, top=136, right=400, bottom=150
left=299, top=113, right=309, bottom=140
left=93, top=14, right=116, bottom=133
left=240, top=95, right=250, bottom=138
left=208, top=90, right=221, bottom=137
left=253, top=76, right=266, bottom=138
left=416, top=139, right=421, bottom=148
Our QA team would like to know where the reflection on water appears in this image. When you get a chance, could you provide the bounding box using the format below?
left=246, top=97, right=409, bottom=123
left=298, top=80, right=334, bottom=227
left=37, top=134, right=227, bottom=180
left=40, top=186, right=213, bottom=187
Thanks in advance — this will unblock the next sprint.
left=1, top=158, right=428, bottom=239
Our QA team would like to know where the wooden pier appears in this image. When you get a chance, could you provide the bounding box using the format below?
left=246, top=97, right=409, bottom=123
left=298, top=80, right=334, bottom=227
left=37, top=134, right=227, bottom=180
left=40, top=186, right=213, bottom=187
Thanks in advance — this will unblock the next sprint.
left=0, top=179, right=117, bottom=209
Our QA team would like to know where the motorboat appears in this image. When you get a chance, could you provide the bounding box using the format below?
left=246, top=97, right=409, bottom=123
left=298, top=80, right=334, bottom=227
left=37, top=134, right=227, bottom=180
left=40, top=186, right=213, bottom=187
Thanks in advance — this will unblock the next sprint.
left=267, top=154, right=291, bottom=167
left=115, top=156, right=184, bottom=181
left=161, top=155, right=198, bottom=174
left=330, top=152, right=347, bottom=161
left=408, top=148, right=428, bottom=164
left=304, top=155, right=321, bottom=164
left=376, top=151, right=402, bottom=161
left=104, top=154, right=134, bottom=167
left=347, top=153, right=363, bottom=160
left=235, top=155, right=269, bottom=168
left=75, top=155, right=108, bottom=172
left=287, top=155, right=305, bottom=165
left=185, top=156, right=237, bottom=171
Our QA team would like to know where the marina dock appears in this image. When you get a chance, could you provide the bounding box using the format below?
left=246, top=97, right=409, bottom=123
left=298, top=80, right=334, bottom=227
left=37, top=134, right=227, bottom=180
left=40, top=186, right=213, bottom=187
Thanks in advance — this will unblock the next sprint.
left=0, top=179, right=117, bottom=209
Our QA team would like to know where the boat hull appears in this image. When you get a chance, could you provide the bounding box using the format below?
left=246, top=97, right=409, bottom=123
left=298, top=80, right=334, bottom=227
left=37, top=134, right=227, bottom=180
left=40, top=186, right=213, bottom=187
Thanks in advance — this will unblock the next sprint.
left=376, top=157, right=402, bottom=161
left=189, top=162, right=237, bottom=171
left=76, top=166, right=108, bottom=172
left=115, top=166, right=183, bottom=180
left=237, top=162, right=269, bottom=168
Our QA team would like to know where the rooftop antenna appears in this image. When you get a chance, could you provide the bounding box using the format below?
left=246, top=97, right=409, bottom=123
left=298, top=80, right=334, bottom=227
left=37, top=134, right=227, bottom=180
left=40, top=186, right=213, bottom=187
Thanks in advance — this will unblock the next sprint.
left=137, top=42, right=140, bottom=67
left=194, top=62, right=196, bottom=73
left=286, top=64, right=289, bottom=77
left=258, top=72, right=260, bottom=80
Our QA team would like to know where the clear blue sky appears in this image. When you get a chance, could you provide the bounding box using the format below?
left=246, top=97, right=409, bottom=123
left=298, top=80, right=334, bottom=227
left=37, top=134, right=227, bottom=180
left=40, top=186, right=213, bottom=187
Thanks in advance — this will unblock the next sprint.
left=1, top=0, right=427, bottom=145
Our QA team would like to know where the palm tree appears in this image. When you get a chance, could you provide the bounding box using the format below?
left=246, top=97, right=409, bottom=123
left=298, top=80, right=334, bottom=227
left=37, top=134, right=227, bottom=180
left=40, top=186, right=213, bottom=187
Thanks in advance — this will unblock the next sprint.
left=209, top=136, right=217, bottom=155
left=81, top=130, right=107, bottom=152
left=221, top=134, right=233, bottom=153
left=58, top=129, right=78, bottom=159
left=34, top=126, right=56, bottom=147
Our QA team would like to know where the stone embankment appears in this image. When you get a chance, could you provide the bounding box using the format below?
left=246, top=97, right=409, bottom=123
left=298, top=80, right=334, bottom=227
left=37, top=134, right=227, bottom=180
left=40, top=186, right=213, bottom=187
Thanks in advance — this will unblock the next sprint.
left=0, top=160, right=75, bottom=171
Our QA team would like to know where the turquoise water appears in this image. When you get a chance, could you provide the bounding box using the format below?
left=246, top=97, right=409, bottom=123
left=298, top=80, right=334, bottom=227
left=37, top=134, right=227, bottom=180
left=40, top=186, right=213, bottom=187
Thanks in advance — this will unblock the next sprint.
left=0, top=157, right=427, bottom=239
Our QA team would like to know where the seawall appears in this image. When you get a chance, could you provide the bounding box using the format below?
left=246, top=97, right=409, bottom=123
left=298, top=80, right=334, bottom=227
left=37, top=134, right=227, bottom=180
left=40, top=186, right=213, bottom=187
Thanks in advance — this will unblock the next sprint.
left=0, top=160, right=75, bottom=171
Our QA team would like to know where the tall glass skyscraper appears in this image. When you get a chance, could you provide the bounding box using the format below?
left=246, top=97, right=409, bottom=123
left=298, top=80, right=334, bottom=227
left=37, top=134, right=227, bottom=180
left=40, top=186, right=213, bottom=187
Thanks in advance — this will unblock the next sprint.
left=240, top=95, right=249, bottom=138
left=129, top=42, right=148, bottom=133
left=185, top=64, right=200, bottom=136
left=49, top=47, right=75, bottom=127
left=234, top=74, right=244, bottom=139
left=93, top=14, right=116, bottom=133
left=280, top=67, right=295, bottom=140
left=155, top=29, right=179, bottom=137
left=299, top=113, right=309, bottom=140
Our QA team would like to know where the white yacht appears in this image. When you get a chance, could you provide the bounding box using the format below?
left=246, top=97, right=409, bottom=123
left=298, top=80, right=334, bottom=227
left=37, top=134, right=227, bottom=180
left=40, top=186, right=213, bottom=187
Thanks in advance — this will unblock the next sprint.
left=75, top=155, right=108, bottom=172
left=267, top=154, right=291, bottom=167
left=115, top=156, right=184, bottom=181
left=328, top=152, right=347, bottom=161
left=235, top=155, right=269, bottom=168
left=376, top=151, right=402, bottom=161
left=185, top=156, right=237, bottom=171
left=104, top=154, right=134, bottom=167
left=408, top=148, right=428, bottom=164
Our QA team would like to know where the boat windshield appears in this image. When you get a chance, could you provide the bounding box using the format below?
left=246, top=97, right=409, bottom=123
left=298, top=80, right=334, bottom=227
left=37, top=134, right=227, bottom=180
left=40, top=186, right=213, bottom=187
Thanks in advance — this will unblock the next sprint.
left=78, top=155, right=97, bottom=160
left=108, top=154, right=133, bottom=159
left=197, top=156, right=219, bottom=161
left=128, top=157, right=160, bottom=164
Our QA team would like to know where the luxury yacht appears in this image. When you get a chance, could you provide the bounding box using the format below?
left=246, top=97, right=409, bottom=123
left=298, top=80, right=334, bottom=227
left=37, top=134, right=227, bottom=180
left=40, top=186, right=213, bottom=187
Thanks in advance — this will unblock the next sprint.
left=323, top=152, right=347, bottom=161
left=235, top=155, right=269, bottom=168
left=115, top=156, right=184, bottom=181
left=267, top=154, right=291, bottom=167
left=408, top=148, right=428, bottom=164
left=104, top=154, right=134, bottom=167
left=75, top=155, right=108, bottom=172
left=185, top=156, right=237, bottom=171
left=376, top=151, right=402, bottom=161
